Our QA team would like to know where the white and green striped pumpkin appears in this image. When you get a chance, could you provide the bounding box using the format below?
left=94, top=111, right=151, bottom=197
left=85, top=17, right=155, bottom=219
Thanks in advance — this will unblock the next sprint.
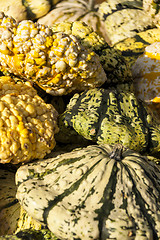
left=37, top=0, right=155, bottom=46
left=16, top=144, right=160, bottom=239
left=57, top=88, right=160, bottom=154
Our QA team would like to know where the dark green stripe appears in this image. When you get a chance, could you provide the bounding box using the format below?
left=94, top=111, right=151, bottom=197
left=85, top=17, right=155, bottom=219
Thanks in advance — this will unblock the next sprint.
left=43, top=157, right=103, bottom=224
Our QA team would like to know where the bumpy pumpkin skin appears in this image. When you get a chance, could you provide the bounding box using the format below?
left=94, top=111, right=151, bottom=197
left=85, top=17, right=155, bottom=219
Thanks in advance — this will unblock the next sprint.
left=52, top=21, right=133, bottom=86
left=16, top=144, right=160, bottom=239
left=0, top=13, right=107, bottom=96
left=57, top=88, right=153, bottom=153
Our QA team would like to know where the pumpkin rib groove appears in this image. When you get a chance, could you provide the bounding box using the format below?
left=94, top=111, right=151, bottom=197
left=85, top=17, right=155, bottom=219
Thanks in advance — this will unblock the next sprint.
left=16, top=145, right=160, bottom=239
left=122, top=163, right=160, bottom=239
left=42, top=157, right=103, bottom=225
left=125, top=156, right=160, bottom=200
left=97, top=161, right=119, bottom=239
left=61, top=88, right=152, bottom=151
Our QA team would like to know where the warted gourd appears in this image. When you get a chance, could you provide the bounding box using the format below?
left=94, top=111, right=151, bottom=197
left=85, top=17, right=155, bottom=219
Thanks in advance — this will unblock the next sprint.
left=16, top=144, right=160, bottom=240
left=0, top=76, right=59, bottom=164
left=57, top=87, right=160, bottom=154
left=51, top=21, right=133, bottom=87
left=0, top=12, right=106, bottom=96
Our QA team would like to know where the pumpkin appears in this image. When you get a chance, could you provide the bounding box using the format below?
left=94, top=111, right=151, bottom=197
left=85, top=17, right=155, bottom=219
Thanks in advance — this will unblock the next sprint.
left=51, top=21, right=133, bottom=87
left=0, top=13, right=107, bottom=96
left=56, top=87, right=160, bottom=154
left=98, top=0, right=155, bottom=46
left=0, top=76, right=59, bottom=164
left=132, top=41, right=160, bottom=119
left=38, top=0, right=110, bottom=42
left=15, top=144, right=160, bottom=239
left=0, top=0, right=58, bottom=23
left=38, top=0, right=156, bottom=47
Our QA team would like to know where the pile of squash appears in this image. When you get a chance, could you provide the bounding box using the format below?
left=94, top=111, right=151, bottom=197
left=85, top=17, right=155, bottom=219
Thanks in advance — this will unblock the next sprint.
left=1, top=0, right=160, bottom=239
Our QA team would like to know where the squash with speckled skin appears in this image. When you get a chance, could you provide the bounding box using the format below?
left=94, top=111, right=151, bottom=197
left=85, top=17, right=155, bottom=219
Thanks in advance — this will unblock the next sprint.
left=15, top=144, right=160, bottom=239
left=56, top=87, right=160, bottom=155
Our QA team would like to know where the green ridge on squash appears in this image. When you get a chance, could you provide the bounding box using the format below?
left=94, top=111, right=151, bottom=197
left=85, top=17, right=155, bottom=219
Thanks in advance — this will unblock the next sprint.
left=57, top=88, right=153, bottom=153
left=16, top=144, right=160, bottom=239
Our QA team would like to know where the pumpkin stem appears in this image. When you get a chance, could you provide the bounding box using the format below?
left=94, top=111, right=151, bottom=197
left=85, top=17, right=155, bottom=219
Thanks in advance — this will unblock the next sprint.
left=88, top=0, right=96, bottom=10
left=110, top=144, right=124, bottom=161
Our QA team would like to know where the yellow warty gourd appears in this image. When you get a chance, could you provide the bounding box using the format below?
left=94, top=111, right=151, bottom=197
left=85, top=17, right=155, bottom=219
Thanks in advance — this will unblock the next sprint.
left=0, top=76, right=59, bottom=164
left=0, top=12, right=107, bottom=96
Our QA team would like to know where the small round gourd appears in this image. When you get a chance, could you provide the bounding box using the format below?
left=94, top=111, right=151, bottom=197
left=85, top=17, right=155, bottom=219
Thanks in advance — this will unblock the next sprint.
left=16, top=144, right=160, bottom=240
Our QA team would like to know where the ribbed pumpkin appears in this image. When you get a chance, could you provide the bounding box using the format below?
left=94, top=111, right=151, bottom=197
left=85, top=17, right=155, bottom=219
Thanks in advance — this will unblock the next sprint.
left=98, top=0, right=156, bottom=46
left=38, top=0, right=110, bottom=42
left=56, top=87, right=160, bottom=155
left=16, top=144, right=160, bottom=239
left=38, top=0, right=155, bottom=46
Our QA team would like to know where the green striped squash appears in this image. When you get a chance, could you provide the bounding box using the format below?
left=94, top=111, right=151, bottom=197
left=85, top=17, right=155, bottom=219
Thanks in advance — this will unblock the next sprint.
left=57, top=88, right=152, bottom=152
left=57, top=88, right=160, bottom=155
left=98, top=0, right=155, bottom=45
left=16, top=144, right=160, bottom=239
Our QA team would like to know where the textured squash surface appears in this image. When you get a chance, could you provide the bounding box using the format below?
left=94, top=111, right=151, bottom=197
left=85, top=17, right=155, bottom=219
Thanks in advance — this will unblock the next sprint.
left=57, top=88, right=153, bottom=152
left=57, top=87, right=160, bottom=154
left=0, top=76, right=59, bottom=164
left=0, top=228, right=57, bottom=240
left=0, top=12, right=106, bottom=96
left=52, top=21, right=132, bottom=86
left=16, top=144, right=160, bottom=239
